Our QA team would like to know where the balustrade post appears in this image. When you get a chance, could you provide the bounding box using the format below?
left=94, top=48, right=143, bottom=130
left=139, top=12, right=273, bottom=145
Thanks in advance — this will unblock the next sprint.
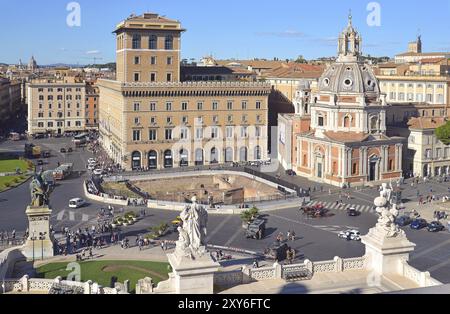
left=334, top=256, right=343, bottom=272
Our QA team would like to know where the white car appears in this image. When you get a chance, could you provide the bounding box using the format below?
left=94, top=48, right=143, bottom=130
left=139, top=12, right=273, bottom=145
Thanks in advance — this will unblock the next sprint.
left=87, top=158, right=97, bottom=165
left=338, top=229, right=361, bottom=241
left=69, top=198, right=86, bottom=209
left=93, top=169, right=105, bottom=176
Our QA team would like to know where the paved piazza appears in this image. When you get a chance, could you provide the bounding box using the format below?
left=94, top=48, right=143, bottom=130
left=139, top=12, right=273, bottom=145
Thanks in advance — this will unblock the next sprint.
left=1, top=137, right=450, bottom=284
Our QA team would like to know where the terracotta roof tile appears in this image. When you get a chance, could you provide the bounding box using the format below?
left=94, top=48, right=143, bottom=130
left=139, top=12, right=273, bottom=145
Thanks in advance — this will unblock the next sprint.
left=407, top=117, right=447, bottom=129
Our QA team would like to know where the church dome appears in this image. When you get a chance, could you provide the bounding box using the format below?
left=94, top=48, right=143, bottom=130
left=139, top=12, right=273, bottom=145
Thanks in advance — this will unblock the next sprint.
left=318, top=62, right=379, bottom=95
left=316, top=12, right=379, bottom=96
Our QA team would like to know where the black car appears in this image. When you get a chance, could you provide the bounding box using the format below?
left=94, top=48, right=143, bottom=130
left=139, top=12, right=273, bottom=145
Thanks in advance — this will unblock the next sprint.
left=68, top=147, right=73, bottom=153
left=427, top=221, right=445, bottom=232
left=37, top=160, right=44, bottom=166
left=60, top=148, right=67, bottom=153
left=347, top=207, right=359, bottom=217
left=395, top=215, right=413, bottom=227
left=286, top=169, right=297, bottom=176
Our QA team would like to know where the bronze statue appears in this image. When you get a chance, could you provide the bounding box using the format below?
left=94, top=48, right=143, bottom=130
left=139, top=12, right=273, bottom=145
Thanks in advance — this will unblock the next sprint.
left=29, top=171, right=50, bottom=207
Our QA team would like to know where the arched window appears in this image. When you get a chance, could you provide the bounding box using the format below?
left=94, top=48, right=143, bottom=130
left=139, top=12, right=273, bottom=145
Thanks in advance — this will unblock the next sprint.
left=225, top=147, right=233, bottom=162
left=240, top=147, right=248, bottom=162
left=344, top=115, right=351, bottom=128
left=254, top=146, right=262, bottom=160
left=131, top=151, right=141, bottom=170
left=195, top=149, right=204, bottom=166
left=179, top=149, right=189, bottom=167
left=164, top=150, right=173, bottom=168
left=149, top=35, right=157, bottom=50
left=132, top=34, right=141, bottom=49
left=148, top=150, right=158, bottom=170
left=210, top=147, right=219, bottom=164
left=165, top=35, right=173, bottom=50
left=370, top=116, right=379, bottom=134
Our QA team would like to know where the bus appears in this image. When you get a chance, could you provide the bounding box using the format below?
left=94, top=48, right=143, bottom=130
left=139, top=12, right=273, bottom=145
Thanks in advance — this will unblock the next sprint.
left=73, top=133, right=89, bottom=146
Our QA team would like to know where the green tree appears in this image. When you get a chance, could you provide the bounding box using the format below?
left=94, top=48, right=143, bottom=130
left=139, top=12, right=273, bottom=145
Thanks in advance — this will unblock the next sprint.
left=436, top=121, right=450, bottom=145
left=294, top=55, right=307, bottom=64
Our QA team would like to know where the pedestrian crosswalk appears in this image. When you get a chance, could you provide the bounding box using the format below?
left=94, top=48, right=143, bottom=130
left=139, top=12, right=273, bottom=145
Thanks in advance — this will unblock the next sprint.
left=305, top=200, right=376, bottom=214
left=55, top=210, right=91, bottom=222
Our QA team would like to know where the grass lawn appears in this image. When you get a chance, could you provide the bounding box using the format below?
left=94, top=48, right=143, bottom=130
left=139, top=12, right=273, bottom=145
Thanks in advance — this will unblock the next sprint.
left=37, top=260, right=170, bottom=293
left=0, top=175, right=29, bottom=192
left=0, top=159, right=30, bottom=173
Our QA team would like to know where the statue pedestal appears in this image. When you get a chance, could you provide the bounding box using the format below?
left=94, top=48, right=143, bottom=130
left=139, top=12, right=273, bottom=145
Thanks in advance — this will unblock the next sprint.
left=361, top=227, right=416, bottom=275
left=22, top=206, right=54, bottom=260
left=167, top=251, right=220, bottom=294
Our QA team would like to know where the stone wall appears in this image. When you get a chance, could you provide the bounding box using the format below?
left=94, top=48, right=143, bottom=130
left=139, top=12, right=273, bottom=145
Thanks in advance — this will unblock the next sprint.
left=0, top=247, right=25, bottom=279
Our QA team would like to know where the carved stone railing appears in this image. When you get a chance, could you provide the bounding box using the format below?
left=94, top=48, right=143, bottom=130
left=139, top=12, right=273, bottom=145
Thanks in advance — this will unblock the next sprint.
left=0, top=275, right=122, bottom=294
left=342, top=256, right=366, bottom=271
left=247, top=265, right=276, bottom=281
left=214, top=270, right=244, bottom=288
left=401, top=261, right=443, bottom=287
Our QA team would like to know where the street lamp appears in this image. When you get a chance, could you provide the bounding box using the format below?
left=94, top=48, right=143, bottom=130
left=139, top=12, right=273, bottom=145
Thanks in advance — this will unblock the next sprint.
left=39, top=232, right=47, bottom=260
left=30, top=230, right=37, bottom=262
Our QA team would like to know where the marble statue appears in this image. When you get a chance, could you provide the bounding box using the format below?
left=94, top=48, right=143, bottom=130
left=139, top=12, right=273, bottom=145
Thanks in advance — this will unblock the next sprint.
left=176, top=196, right=208, bottom=259
left=374, top=196, right=404, bottom=238
left=29, top=171, right=50, bottom=207
left=379, top=182, right=393, bottom=204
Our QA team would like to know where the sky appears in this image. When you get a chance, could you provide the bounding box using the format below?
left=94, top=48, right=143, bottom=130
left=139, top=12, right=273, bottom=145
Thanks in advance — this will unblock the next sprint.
left=1, top=0, right=450, bottom=65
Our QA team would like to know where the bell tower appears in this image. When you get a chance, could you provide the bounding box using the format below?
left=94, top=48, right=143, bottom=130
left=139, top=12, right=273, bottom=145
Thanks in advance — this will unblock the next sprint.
left=337, top=11, right=362, bottom=62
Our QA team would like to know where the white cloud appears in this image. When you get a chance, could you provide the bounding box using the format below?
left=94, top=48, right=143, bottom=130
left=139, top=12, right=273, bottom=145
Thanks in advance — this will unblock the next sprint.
left=255, top=30, right=306, bottom=38
left=86, top=50, right=100, bottom=55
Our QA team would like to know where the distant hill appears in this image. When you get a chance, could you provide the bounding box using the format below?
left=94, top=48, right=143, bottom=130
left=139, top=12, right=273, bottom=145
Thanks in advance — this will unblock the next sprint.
left=84, top=62, right=116, bottom=70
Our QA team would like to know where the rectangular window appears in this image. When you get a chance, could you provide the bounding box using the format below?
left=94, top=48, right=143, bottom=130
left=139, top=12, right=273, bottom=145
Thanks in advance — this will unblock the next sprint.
left=134, top=117, right=140, bottom=124
left=242, top=101, right=247, bottom=110
left=255, top=126, right=261, bottom=137
left=197, top=102, right=203, bottom=110
left=212, top=102, right=218, bottom=110
left=211, top=127, right=219, bottom=139
left=226, top=126, right=233, bottom=139
left=132, top=34, right=141, bottom=49
left=182, top=116, right=188, bottom=124
left=227, top=101, right=233, bottom=110
left=149, top=129, right=157, bottom=141
left=213, top=115, right=219, bottom=123
left=150, top=117, right=156, bottom=124
left=150, top=56, right=157, bottom=65
left=150, top=73, right=156, bottom=82
left=133, top=130, right=141, bottom=141
left=242, top=114, right=248, bottom=122
left=182, top=102, right=188, bottom=111
left=256, top=101, right=262, bottom=109
left=134, top=56, right=140, bottom=65
left=133, top=103, right=140, bottom=112
left=241, top=126, right=248, bottom=138
left=167, top=117, right=172, bottom=124
left=134, top=73, right=140, bottom=82
left=318, top=116, right=324, bottom=127
left=167, top=57, right=173, bottom=65
left=166, top=73, right=172, bottom=82
left=38, top=122, right=44, bottom=128
left=150, top=102, right=156, bottom=111
left=256, top=115, right=262, bottom=122
left=180, top=128, right=188, bottom=139
left=426, top=94, right=433, bottom=103
left=166, top=102, right=172, bottom=111
left=165, top=129, right=173, bottom=140
left=227, top=115, right=233, bottom=123
left=196, top=128, right=203, bottom=139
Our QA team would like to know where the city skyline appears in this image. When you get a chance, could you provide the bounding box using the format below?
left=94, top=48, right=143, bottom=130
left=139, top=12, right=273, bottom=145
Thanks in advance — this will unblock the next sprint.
left=2, top=0, right=450, bottom=65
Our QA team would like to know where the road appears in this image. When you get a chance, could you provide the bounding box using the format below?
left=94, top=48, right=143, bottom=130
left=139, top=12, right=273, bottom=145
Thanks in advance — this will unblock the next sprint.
left=1, top=137, right=450, bottom=284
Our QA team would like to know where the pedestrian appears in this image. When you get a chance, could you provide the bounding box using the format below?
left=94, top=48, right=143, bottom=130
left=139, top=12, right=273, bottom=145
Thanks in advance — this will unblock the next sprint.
left=252, top=259, right=259, bottom=268
left=160, top=241, right=165, bottom=251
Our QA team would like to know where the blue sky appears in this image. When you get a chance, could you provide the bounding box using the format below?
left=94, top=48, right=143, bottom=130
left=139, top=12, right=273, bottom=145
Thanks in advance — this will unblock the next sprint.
left=1, top=0, right=450, bottom=65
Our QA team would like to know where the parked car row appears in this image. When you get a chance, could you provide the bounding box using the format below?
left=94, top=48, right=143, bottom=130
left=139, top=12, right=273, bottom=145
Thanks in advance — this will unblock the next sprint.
left=395, top=215, right=446, bottom=232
